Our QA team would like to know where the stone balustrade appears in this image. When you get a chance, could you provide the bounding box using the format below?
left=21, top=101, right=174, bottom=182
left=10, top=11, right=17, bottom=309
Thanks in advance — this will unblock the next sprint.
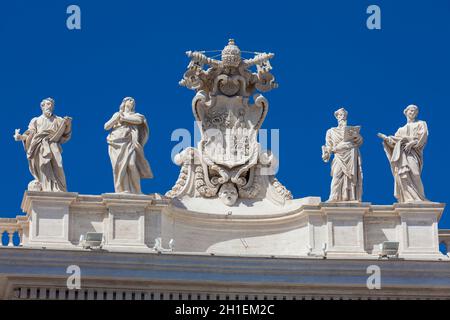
left=439, top=229, right=450, bottom=254
left=0, top=216, right=26, bottom=247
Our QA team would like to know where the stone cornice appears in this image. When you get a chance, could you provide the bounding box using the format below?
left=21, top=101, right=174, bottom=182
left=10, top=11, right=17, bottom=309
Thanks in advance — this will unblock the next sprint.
left=21, top=191, right=78, bottom=214
left=0, top=247, right=449, bottom=299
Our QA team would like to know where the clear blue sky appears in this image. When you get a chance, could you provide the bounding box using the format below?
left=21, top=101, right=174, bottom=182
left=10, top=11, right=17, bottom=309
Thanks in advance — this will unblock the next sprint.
left=1, top=0, right=449, bottom=228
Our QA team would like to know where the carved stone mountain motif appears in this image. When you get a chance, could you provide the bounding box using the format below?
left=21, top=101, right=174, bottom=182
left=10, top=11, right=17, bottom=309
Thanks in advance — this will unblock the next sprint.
left=166, top=39, right=292, bottom=206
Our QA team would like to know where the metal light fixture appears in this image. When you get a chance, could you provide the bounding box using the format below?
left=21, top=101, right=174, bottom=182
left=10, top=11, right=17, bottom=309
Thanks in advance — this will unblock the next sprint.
left=379, top=241, right=399, bottom=259
left=79, top=232, right=104, bottom=250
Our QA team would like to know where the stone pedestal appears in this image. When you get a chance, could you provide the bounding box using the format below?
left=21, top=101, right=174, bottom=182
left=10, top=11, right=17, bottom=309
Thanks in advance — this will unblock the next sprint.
left=103, top=193, right=154, bottom=250
left=21, top=191, right=78, bottom=248
left=321, top=202, right=369, bottom=257
left=20, top=191, right=169, bottom=251
left=396, top=202, right=444, bottom=259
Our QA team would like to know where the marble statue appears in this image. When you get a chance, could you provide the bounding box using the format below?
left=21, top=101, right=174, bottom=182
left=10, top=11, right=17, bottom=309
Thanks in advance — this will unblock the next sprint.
left=104, top=97, right=153, bottom=194
left=13, top=97, right=72, bottom=192
left=166, top=39, right=292, bottom=206
left=377, top=104, right=428, bottom=203
left=322, top=108, right=363, bottom=202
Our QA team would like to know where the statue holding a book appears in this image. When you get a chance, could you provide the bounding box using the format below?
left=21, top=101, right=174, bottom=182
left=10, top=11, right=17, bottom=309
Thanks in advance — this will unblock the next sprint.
left=13, top=97, right=72, bottom=192
left=322, top=108, right=363, bottom=202
left=377, top=104, right=428, bottom=203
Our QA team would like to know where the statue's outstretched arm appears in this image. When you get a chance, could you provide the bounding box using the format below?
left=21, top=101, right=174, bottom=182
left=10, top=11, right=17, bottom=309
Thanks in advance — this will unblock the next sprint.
left=377, top=132, right=396, bottom=148
left=13, top=128, right=25, bottom=141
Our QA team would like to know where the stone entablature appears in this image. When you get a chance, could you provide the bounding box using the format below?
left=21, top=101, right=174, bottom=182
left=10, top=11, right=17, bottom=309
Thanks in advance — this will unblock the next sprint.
left=1, top=191, right=445, bottom=261
left=0, top=247, right=450, bottom=300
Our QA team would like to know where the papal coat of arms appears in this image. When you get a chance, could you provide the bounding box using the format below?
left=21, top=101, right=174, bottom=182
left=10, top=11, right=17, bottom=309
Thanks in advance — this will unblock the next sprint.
left=166, top=39, right=292, bottom=206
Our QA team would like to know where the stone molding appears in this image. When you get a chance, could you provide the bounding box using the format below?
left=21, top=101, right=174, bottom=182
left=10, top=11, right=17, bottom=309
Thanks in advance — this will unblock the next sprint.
left=0, top=247, right=450, bottom=300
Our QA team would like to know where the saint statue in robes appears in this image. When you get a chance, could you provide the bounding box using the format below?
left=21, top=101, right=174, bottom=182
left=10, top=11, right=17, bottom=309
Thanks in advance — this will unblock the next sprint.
left=377, top=105, right=428, bottom=203
left=104, top=97, right=153, bottom=194
left=13, top=97, right=72, bottom=192
left=322, top=108, right=363, bottom=202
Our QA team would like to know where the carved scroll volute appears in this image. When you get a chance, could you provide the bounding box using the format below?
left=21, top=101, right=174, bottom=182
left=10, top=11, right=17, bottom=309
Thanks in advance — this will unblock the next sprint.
left=192, top=91, right=208, bottom=123
left=249, top=94, right=268, bottom=131
left=192, top=91, right=216, bottom=129
left=179, top=60, right=205, bottom=91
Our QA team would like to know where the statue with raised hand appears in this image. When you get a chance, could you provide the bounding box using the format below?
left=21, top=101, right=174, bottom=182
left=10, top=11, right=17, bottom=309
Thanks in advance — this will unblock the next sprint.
left=14, top=97, right=72, bottom=192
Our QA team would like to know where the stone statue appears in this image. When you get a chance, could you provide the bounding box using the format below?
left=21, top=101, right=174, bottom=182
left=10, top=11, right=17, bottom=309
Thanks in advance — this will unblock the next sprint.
left=13, top=97, right=72, bottom=192
left=166, top=39, right=292, bottom=206
left=104, top=97, right=153, bottom=194
left=322, top=108, right=363, bottom=202
left=377, top=105, right=428, bottom=203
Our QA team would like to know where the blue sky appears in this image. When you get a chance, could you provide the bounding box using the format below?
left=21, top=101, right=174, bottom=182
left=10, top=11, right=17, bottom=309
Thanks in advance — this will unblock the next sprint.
left=1, top=0, right=449, bottom=228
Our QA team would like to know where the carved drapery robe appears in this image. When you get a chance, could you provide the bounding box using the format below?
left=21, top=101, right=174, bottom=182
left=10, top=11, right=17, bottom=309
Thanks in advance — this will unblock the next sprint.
left=23, top=115, right=71, bottom=191
left=382, top=121, right=428, bottom=202
left=324, top=127, right=363, bottom=201
left=106, top=112, right=153, bottom=193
